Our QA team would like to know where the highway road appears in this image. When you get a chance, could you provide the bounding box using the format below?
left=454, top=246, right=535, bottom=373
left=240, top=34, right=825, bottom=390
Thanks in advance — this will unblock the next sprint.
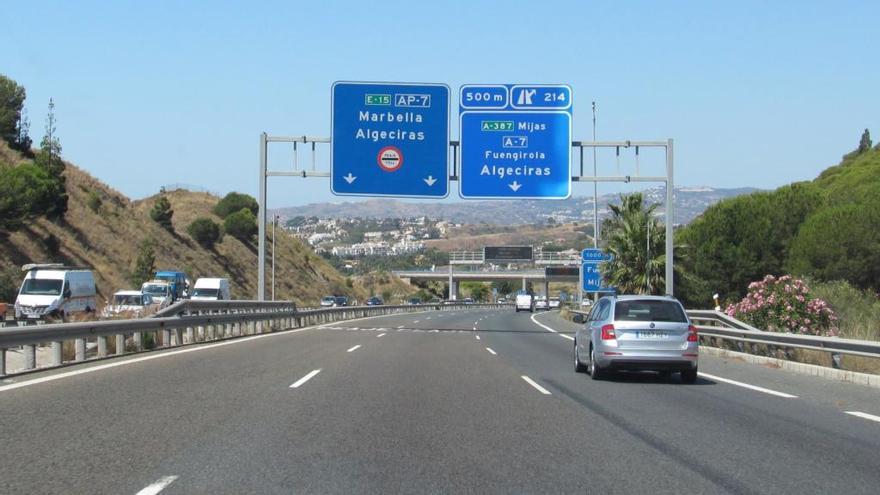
left=1, top=308, right=879, bottom=494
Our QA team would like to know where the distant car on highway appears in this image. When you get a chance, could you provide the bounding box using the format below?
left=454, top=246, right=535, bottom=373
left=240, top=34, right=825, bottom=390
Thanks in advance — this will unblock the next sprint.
left=515, top=292, right=534, bottom=313
left=320, top=296, right=337, bottom=307
left=407, top=298, right=421, bottom=305
left=366, top=296, right=383, bottom=306
left=549, top=297, right=561, bottom=309
left=102, top=290, right=154, bottom=318
left=190, top=278, right=230, bottom=301
left=463, top=297, right=474, bottom=304
left=334, top=296, right=349, bottom=307
left=141, top=280, right=173, bottom=309
left=534, top=295, right=549, bottom=311
left=574, top=295, right=698, bottom=383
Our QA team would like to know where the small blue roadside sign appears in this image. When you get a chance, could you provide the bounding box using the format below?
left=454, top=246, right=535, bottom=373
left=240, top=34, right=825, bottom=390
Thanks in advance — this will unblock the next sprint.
left=459, top=84, right=571, bottom=199
left=582, top=262, right=602, bottom=292
left=331, top=82, right=450, bottom=198
left=582, top=248, right=612, bottom=262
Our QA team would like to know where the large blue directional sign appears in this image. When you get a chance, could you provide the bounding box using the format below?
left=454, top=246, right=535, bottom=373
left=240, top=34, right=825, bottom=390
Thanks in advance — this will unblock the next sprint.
left=331, top=82, right=449, bottom=198
left=459, top=84, right=571, bottom=199
left=581, top=248, right=614, bottom=292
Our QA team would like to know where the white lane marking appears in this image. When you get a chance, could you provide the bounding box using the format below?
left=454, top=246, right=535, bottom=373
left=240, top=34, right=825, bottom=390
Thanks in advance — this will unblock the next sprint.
left=844, top=411, right=880, bottom=423
left=530, top=312, right=575, bottom=340
left=413, top=320, right=420, bottom=323
left=521, top=375, right=552, bottom=395
left=347, top=345, right=361, bottom=353
left=475, top=335, right=481, bottom=340
left=397, top=325, right=405, bottom=329
left=290, top=369, right=322, bottom=389
left=377, top=333, right=386, bottom=338
left=136, top=475, right=179, bottom=495
left=0, top=327, right=315, bottom=393
left=426, top=317, right=432, bottom=320
left=697, top=372, right=797, bottom=398
left=486, top=347, right=497, bottom=355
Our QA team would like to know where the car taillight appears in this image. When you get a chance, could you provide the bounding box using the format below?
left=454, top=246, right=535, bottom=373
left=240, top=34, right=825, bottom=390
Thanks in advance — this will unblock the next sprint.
left=687, top=324, right=698, bottom=342
left=601, top=324, right=616, bottom=340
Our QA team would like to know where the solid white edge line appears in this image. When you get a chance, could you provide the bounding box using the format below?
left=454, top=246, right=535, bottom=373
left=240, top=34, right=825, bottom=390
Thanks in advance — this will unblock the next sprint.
left=136, top=475, right=179, bottom=495
left=347, top=345, right=361, bottom=353
left=0, top=327, right=315, bottom=393
left=485, top=347, right=497, bottom=355
left=290, top=369, right=322, bottom=388
left=530, top=312, right=575, bottom=341
left=521, top=375, right=552, bottom=395
left=377, top=333, right=386, bottom=338
left=697, top=372, right=797, bottom=398
left=844, top=411, right=880, bottom=423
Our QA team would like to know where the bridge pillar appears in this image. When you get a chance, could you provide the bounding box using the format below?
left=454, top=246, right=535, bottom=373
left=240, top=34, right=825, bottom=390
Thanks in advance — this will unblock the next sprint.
left=522, top=278, right=527, bottom=292
left=450, top=281, right=458, bottom=301
left=544, top=280, right=550, bottom=300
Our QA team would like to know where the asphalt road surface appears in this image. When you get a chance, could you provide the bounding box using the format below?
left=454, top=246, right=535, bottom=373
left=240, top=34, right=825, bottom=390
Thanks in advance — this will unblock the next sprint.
left=2, top=308, right=879, bottom=494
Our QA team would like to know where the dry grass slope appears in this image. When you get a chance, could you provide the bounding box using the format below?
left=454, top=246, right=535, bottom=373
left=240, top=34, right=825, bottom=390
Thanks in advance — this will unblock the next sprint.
left=0, top=142, right=391, bottom=306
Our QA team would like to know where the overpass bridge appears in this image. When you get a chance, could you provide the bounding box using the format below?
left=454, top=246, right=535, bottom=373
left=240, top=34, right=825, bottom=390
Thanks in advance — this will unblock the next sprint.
left=393, top=267, right=578, bottom=299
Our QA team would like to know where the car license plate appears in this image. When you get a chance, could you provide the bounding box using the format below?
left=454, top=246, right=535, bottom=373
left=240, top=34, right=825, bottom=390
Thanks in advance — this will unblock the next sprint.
left=636, top=330, right=668, bottom=339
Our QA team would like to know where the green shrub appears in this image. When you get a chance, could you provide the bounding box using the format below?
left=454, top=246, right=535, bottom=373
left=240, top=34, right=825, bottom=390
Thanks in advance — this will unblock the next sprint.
left=224, top=208, right=258, bottom=242
left=86, top=190, right=102, bottom=212
left=187, top=217, right=222, bottom=249
left=149, top=196, right=174, bottom=230
left=214, top=192, right=258, bottom=218
left=0, top=265, right=20, bottom=302
left=808, top=280, right=880, bottom=341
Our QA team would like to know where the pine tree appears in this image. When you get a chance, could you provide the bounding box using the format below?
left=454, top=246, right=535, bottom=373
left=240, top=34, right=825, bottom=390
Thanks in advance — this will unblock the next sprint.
left=858, top=129, right=872, bottom=153
left=150, top=196, right=174, bottom=230
left=130, top=239, right=157, bottom=287
left=34, top=98, right=68, bottom=219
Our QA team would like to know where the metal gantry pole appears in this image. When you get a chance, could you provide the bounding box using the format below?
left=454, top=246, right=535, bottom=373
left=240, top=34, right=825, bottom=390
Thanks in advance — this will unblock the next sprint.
left=258, top=132, right=268, bottom=301
left=665, top=139, right=674, bottom=296
left=272, top=215, right=277, bottom=301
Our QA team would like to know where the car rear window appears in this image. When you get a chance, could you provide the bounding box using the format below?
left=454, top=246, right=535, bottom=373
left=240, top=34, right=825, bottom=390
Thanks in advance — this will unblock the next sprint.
left=614, top=300, right=687, bottom=323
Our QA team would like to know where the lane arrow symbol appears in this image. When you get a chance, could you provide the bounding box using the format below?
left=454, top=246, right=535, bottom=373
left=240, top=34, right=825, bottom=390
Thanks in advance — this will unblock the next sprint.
left=509, top=181, right=522, bottom=192
left=424, top=176, right=437, bottom=186
left=343, top=173, right=357, bottom=184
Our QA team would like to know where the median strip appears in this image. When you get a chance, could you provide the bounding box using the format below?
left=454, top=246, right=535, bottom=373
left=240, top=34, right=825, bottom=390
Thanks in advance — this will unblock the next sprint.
left=290, top=369, right=321, bottom=389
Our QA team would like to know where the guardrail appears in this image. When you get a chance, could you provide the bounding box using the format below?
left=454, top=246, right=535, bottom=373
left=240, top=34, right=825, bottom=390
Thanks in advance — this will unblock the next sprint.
left=0, top=302, right=509, bottom=377
left=569, top=308, right=880, bottom=369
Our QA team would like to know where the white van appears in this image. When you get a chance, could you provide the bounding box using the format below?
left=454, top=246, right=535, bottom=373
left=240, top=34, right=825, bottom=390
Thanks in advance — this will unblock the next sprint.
left=190, top=278, right=231, bottom=301
left=14, top=264, right=97, bottom=321
left=141, top=280, right=173, bottom=308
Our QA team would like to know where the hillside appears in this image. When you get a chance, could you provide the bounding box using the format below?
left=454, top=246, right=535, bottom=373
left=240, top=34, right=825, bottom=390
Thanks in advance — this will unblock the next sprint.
left=0, top=142, right=377, bottom=305
left=425, top=223, right=588, bottom=251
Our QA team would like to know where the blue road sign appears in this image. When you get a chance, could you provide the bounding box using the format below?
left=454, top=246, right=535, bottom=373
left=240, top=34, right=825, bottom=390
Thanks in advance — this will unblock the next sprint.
left=582, top=248, right=612, bottom=262
left=459, top=84, right=572, bottom=199
left=582, top=262, right=602, bottom=292
left=331, top=82, right=450, bottom=198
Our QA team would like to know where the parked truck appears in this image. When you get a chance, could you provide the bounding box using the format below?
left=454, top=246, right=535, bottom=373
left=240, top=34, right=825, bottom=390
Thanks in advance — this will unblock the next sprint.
left=190, top=278, right=231, bottom=301
left=154, top=270, right=188, bottom=301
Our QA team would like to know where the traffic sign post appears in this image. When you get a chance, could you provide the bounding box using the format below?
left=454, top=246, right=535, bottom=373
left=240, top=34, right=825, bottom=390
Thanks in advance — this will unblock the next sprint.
left=331, top=82, right=450, bottom=198
left=459, top=84, right=572, bottom=199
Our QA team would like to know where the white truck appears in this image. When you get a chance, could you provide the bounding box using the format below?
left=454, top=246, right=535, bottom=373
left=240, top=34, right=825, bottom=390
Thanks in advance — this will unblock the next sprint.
left=515, top=292, right=534, bottom=313
left=14, top=264, right=97, bottom=321
left=141, top=280, right=173, bottom=308
left=190, top=278, right=231, bottom=301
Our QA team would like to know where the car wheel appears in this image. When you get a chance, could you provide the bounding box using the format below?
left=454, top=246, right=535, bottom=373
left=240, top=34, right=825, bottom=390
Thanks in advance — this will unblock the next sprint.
left=589, top=346, right=605, bottom=380
left=574, top=340, right=587, bottom=373
left=681, top=368, right=698, bottom=384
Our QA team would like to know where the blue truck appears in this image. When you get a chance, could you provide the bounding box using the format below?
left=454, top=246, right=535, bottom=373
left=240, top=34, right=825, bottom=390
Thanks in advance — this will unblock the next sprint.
left=154, top=270, right=188, bottom=302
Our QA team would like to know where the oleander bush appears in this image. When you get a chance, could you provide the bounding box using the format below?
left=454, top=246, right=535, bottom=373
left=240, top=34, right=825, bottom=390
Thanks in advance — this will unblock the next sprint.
left=726, top=275, right=838, bottom=336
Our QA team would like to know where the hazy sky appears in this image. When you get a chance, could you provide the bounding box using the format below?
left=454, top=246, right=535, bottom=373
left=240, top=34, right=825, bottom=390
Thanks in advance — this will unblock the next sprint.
left=4, top=0, right=878, bottom=207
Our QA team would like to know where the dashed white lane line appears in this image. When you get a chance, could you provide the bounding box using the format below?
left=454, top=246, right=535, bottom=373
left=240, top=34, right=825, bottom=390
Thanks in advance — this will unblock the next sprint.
left=397, top=325, right=405, bottom=329
left=0, top=327, right=316, bottom=393
left=697, top=372, right=797, bottom=398
left=530, top=312, right=574, bottom=341
left=347, top=345, right=361, bottom=353
left=377, top=333, right=386, bottom=338
left=486, top=347, right=497, bottom=356
left=290, top=369, right=322, bottom=389
left=136, top=475, right=179, bottom=495
left=475, top=335, right=481, bottom=340
left=413, top=320, right=420, bottom=324
left=844, top=411, right=880, bottom=424
left=521, top=375, right=552, bottom=395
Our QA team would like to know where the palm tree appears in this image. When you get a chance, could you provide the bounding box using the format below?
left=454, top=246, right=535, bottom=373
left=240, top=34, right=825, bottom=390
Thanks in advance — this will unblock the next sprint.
left=600, top=193, right=667, bottom=294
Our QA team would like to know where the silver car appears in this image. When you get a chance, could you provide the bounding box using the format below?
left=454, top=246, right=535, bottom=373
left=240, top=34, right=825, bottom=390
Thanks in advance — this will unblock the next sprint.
left=574, top=295, right=699, bottom=383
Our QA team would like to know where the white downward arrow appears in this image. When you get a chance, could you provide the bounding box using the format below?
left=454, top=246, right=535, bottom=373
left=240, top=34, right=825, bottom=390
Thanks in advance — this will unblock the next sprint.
left=509, top=181, right=522, bottom=192
left=343, top=173, right=357, bottom=184
left=424, top=176, right=437, bottom=186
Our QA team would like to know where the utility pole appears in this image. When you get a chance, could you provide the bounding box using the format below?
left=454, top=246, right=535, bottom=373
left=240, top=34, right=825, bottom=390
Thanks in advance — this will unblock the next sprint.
left=592, top=102, right=599, bottom=302
left=272, top=214, right=278, bottom=301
